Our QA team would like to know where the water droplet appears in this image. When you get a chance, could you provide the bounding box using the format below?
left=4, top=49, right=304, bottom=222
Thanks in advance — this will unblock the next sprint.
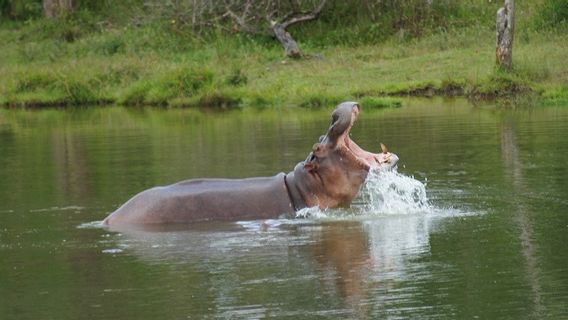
left=102, top=248, right=123, bottom=254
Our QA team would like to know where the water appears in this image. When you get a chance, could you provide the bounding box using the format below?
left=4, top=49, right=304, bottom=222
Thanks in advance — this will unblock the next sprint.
left=1, top=99, right=568, bottom=319
left=361, top=169, right=432, bottom=214
left=296, top=169, right=433, bottom=219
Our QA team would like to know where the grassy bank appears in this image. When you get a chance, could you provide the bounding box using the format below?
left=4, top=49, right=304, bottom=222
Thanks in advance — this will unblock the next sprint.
left=1, top=6, right=567, bottom=108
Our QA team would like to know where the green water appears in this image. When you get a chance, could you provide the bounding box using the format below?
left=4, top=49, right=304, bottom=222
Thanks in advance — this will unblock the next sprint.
left=1, top=99, right=567, bottom=319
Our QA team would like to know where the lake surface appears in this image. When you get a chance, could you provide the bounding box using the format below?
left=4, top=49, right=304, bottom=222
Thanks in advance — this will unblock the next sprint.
left=1, top=99, right=567, bottom=319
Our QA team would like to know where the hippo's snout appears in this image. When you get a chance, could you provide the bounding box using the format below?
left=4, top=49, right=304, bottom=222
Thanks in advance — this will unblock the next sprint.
left=375, top=151, right=399, bottom=170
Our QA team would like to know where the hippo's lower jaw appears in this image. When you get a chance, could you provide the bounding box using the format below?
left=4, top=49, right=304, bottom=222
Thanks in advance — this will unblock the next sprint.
left=338, top=130, right=399, bottom=172
left=373, top=150, right=399, bottom=171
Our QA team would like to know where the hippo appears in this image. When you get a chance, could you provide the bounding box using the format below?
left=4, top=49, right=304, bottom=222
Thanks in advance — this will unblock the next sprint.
left=103, top=102, right=398, bottom=226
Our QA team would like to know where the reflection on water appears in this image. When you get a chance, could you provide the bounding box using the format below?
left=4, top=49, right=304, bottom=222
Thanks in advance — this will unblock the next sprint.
left=91, top=166, right=453, bottom=318
left=365, top=215, right=430, bottom=278
left=103, top=214, right=439, bottom=319
left=1, top=99, right=568, bottom=319
left=101, top=184, right=468, bottom=319
left=500, top=118, right=544, bottom=318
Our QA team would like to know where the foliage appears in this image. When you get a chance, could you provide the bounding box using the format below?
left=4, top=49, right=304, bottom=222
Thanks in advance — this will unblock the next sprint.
left=226, top=68, right=248, bottom=87
left=299, top=93, right=342, bottom=108
left=119, top=67, right=214, bottom=105
left=0, top=0, right=568, bottom=107
left=535, top=0, right=568, bottom=29
left=360, top=97, right=402, bottom=109
left=540, top=86, right=568, bottom=106
left=0, top=0, right=42, bottom=20
left=470, top=72, right=534, bottom=99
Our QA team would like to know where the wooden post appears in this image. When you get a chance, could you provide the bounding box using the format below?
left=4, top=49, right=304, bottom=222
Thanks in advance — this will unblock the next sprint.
left=496, top=0, right=515, bottom=70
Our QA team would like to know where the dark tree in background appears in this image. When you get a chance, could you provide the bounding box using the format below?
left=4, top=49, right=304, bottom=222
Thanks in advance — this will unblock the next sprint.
left=220, top=0, right=327, bottom=58
left=0, top=0, right=42, bottom=19
left=43, top=0, right=73, bottom=18
left=0, top=0, right=492, bottom=57
left=141, top=0, right=328, bottom=57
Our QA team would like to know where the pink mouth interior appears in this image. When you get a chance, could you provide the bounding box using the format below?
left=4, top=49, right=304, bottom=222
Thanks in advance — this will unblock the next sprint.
left=342, top=135, right=382, bottom=169
left=337, top=111, right=397, bottom=170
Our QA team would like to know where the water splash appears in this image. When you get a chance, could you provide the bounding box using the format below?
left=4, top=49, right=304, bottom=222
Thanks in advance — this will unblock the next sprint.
left=296, top=169, right=432, bottom=219
left=358, top=169, right=432, bottom=215
left=77, top=220, right=104, bottom=229
left=295, top=206, right=332, bottom=219
left=102, top=248, right=124, bottom=254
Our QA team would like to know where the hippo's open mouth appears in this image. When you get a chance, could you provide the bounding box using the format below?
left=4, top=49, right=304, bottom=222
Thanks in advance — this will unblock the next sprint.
left=338, top=109, right=398, bottom=171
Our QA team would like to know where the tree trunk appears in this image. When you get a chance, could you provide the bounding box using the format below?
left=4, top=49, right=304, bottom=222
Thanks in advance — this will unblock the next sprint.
left=496, top=0, right=514, bottom=71
left=43, top=0, right=73, bottom=18
left=271, top=22, right=301, bottom=58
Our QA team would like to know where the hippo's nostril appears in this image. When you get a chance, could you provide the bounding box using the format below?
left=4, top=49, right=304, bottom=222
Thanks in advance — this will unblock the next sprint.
left=330, top=113, right=339, bottom=126
left=353, top=104, right=360, bottom=113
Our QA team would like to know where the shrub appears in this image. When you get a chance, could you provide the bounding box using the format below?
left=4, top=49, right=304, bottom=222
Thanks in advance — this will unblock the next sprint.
left=15, top=73, right=54, bottom=93
left=119, top=80, right=153, bottom=105
left=226, top=68, right=248, bottom=87
left=536, top=0, right=568, bottom=29
left=299, top=93, right=342, bottom=108
left=360, top=96, right=402, bottom=109
left=470, top=73, right=533, bottom=99
left=119, top=67, right=215, bottom=105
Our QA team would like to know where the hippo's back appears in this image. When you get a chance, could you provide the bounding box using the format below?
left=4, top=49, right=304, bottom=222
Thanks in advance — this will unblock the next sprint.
left=103, top=173, right=294, bottom=226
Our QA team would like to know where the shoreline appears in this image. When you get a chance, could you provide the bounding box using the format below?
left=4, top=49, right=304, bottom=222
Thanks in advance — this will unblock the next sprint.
left=1, top=23, right=567, bottom=109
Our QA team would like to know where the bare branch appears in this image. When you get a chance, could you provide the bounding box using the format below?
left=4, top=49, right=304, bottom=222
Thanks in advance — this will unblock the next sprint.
left=281, top=0, right=327, bottom=29
left=242, top=0, right=252, bottom=20
left=224, top=1, right=271, bottom=36
left=280, top=11, right=296, bottom=22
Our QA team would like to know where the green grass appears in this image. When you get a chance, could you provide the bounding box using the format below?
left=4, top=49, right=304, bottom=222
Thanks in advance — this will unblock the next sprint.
left=1, top=14, right=567, bottom=108
left=359, top=97, right=402, bottom=109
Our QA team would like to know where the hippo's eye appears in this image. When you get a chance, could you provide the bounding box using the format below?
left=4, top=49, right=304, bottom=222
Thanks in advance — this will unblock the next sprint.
left=305, top=151, right=318, bottom=164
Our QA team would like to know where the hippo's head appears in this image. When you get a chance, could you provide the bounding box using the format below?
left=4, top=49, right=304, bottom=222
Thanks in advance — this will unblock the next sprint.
left=289, top=101, right=398, bottom=210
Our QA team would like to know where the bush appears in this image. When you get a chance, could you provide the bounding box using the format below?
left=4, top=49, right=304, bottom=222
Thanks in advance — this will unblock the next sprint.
left=0, top=0, right=42, bottom=20
left=10, top=70, right=102, bottom=106
left=299, top=94, right=342, bottom=108
left=120, top=67, right=215, bottom=105
left=226, top=68, right=248, bottom=87
left=61, top=79, right=99, bottom=104
left=360, top=96, right=402, bottom=109
left=120, top=81, right=152, bottom=105
left=536, top=0, right=568, bottom=29
left=15, top=73, right=54, bottom=93
left=470, top=73, right=533, bottom=99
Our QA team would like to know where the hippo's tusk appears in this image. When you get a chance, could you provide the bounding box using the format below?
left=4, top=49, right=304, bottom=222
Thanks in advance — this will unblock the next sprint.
left=380, top=143, right=389, bottom=154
